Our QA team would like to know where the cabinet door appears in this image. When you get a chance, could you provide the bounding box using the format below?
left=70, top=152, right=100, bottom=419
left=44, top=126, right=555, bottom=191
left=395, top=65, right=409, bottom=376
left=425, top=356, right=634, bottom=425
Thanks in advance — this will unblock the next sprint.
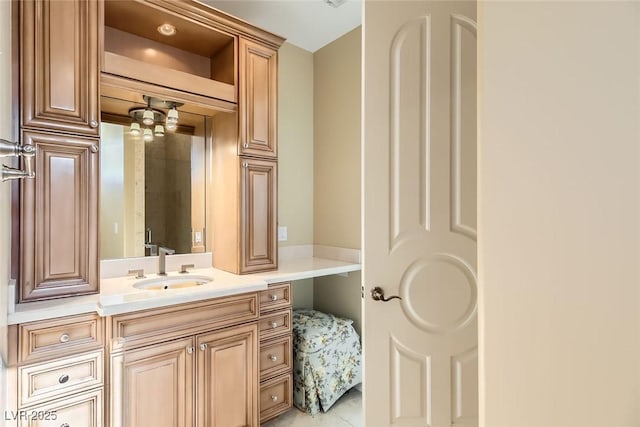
left=240, top=158, right=277, bottom=273
left=197, top=323, right=258, bottom=427
left=21, top=0, right=99, bottom=135
left=239, top=38, right=277, bottom=158
left=20, top=130, right=99, bottom=301
left=110, top=338, right=194, bottom=427
left=18, top=388, right=103, bottom=427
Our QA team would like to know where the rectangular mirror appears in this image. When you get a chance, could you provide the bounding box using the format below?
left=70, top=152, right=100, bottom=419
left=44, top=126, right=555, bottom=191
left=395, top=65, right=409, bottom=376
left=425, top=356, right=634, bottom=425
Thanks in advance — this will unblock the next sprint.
left=99, top=94, right=213, bottom=260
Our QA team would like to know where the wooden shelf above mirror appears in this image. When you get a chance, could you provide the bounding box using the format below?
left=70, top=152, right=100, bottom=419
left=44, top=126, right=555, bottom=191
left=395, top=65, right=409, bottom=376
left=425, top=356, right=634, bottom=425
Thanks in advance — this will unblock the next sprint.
left=102, top=0, right=237, bottom=104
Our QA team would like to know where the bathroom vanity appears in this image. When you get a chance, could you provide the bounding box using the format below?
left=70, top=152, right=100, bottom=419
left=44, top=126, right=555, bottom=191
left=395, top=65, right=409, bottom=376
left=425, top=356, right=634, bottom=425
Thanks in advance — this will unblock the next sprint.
left=3, top=0, right=363, bottom=426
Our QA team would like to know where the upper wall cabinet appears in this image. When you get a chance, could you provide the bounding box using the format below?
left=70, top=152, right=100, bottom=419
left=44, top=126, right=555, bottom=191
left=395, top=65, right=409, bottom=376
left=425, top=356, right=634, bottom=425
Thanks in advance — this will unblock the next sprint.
left=239, top=39, right=278, bottom=158
left=21, top=0, right=100, bottom=136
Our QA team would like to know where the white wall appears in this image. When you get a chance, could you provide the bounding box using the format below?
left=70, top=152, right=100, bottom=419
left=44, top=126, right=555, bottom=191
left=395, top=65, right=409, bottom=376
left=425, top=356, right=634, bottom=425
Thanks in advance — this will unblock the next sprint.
left=0, top=0, right=11, bottom=414
left=478, top=2, right=640, bottom=426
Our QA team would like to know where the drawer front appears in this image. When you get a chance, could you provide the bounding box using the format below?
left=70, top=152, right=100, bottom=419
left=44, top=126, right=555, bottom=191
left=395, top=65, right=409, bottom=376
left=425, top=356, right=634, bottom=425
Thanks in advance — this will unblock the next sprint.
left=260, top=373, right=292, bottom=423
left=19, top=351, right=103, bottom=407
left=111, top=292, right=258, bottom=351
left=260, top=335, right=291, bottom=381
left=20, top=314, right=103, bottom=364
left=18, top=388, right=103, bottom=427
left=259, top=283, right=291, bottom=314
left=258, top=309, right=291, bottom=342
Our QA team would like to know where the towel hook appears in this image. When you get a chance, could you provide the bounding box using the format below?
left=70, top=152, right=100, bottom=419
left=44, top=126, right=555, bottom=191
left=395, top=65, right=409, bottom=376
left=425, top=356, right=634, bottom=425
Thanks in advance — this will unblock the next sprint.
left=0, top=138, right=35, bottom=182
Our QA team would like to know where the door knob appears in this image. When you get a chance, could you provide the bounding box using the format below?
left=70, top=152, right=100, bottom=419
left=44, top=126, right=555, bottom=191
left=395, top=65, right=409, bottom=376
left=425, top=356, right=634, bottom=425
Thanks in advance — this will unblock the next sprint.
left=370, top=287, right=401, bottom=302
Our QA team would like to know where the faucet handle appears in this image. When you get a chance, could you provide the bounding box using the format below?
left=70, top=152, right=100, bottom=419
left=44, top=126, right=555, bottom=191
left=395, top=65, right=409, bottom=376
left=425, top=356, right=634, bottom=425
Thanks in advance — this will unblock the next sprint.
left=180, top=264, right=195, bottom=274
left=128, top=269, right=145, bottom=279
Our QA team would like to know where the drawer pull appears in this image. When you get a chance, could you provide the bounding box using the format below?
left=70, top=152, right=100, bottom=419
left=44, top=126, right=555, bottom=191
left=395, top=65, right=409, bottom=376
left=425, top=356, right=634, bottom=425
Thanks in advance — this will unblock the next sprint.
left=271, top=321, right=278, bottom=329
left=58, top=374, right=70, bottom=384
left=270, top=294, right=278, bottom=301
left=270, top=395, right=278, bottom=402
left=269, top=354, right=277, bottom=362
left=59, top=333, right=70, bottom=343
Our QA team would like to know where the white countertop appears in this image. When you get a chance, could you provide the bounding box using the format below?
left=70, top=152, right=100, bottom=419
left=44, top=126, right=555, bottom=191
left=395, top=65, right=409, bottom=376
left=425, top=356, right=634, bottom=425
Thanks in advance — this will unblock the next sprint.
left=8, top=256, right=361, bottom=324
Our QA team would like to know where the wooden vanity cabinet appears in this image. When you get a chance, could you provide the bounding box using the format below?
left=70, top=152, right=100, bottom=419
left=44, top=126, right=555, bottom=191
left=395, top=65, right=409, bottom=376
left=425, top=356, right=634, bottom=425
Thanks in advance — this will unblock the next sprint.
left=109, top=293, right=259, bottom=427
left=8, top=313, right=106, bottom=427
left=20, top=0, right=100, bottom=136
left=20, top=130, right=99, bottom=302
left=18, top=0, right=101, bottom=302
left=257, top=283, right=293, bottom=424
left=239, top=38, right=278, bottom=158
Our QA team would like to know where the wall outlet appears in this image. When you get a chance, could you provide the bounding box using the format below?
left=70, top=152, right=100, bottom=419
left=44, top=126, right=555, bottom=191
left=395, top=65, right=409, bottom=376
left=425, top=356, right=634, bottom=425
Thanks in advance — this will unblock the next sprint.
left=194, top=231, right=202, bottom=244
left=278, top=226, right=288, bottom=241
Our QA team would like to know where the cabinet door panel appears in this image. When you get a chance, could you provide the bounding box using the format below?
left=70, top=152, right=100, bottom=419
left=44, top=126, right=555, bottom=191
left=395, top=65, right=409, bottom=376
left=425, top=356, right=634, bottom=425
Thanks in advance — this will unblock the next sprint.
left=197, top=323, right=258, bottom=427
left=21, top=0, right=99, bottom=135
left=20, top=131, right=99, bottom=301
left=18, top=388, right=103, bottom=427
left=240, top=158, right=277, bottom=273
left=239, top=38, right=277, bottom=157
left=110, top=338, right=194, bottom=427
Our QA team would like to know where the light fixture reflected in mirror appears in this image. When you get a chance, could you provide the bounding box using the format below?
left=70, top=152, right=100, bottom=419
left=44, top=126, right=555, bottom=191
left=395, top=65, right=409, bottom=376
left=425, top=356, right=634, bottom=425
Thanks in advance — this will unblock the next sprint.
left=130, top=122, right=141, bottom=136
left=128, top=96, right=183, bottom=141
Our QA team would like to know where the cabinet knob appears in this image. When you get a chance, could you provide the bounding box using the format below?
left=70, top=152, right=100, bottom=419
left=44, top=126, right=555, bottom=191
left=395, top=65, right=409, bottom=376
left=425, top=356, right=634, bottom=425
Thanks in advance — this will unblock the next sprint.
left=270, top=294, right=278, bottom=301
left=90, top=120, right=98, bottom=128
left=200, top=343, right=208, bottom=351
left=60, top=424, right=70, bottom=427
left=59, top=333, right=70, bottom=343
left=270, top=395, right=278, bottom=402
left=242, top=161, right=248, bottom=168
left=243, top=143, right=249, bottom=149
left=187, top=346, right=194, bottom=354
left=90, top=144, right=99, bottom=153
left=271, top=321, right=278, bottom=329
left=269, top=354, right=277, bottom=362
left=58, top=374, right=69, bottom=384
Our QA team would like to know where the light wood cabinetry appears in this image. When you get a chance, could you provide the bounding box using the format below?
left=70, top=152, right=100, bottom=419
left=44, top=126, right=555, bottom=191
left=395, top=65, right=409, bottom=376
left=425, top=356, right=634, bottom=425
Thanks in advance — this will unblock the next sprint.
left=239, top=38, right=278, bottom=158
left=20, top=131, right=99, bottom=302
left=258, top=283, right=293, bottom=424
left=19, top=0, right=101, bottom=302
left=110, top=337, right=194, bottom=427
left=109, top=293, right=259, bottom=427
left=20, top=0, right=100, bottom=136
left=213, top=125, right=278, bottom=274
left=8, top=314, right=106, bottom=427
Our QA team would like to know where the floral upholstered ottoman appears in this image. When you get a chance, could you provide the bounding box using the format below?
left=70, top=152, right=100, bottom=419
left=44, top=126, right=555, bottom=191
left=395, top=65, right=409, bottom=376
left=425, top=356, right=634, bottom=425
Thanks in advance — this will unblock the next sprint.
left=292, top=309, right=362, bottom=415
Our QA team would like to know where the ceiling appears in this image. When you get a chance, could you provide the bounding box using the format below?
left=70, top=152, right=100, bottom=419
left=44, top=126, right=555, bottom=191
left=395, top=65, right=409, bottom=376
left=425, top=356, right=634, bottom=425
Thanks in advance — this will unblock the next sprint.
left=203, top=0, right=362, bottom=52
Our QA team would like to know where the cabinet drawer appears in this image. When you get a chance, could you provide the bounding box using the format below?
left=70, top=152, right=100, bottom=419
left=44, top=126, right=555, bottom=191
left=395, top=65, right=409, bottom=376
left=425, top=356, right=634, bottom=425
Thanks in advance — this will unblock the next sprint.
left=19, top=351, right=103, bottom=407
left=18, top=387, right=103, bottom=427
left=19, top=314, right=103, bottom=364
left=259, top=335, right=291, bottom=380
left=259, top=309, right=291, bottom=342
left=110, top=293, right=258, bottom=351
left=259, top=373, right=292, bottom=423
left=259, top=283, right=291, bottom=314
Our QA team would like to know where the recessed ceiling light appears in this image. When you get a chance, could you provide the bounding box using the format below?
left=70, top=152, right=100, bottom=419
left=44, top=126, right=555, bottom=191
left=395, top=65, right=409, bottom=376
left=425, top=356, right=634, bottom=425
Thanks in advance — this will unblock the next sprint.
left=157, top=23, right=176, bottom=36
left=324, top=0, right=347, bottom=8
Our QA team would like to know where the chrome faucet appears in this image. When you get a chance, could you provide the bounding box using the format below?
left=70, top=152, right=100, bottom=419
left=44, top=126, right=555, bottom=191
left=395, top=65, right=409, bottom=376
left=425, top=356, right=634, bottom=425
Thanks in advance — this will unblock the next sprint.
left=158, top=247, right=175, bottom=276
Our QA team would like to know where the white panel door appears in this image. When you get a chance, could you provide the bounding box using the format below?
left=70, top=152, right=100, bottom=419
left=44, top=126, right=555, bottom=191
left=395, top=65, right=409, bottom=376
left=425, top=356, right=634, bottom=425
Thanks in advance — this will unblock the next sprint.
left=363, top=2, right=477, bottom=427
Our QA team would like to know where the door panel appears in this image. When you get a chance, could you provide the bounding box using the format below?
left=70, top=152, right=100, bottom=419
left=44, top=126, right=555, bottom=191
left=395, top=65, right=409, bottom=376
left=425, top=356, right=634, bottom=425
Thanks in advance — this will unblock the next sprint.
left=363, top=2, right=477, bottom=426
left=110, top=337, right=194, bottom=427
left=21, top=0, right=99, bottom=135
left=197, top=323, right=258, bottom=427
left=240, top=158, right=277, bottom=273
left=239, top=38, right=277, bottom=158
left=20, top=130, right=99, bottom=301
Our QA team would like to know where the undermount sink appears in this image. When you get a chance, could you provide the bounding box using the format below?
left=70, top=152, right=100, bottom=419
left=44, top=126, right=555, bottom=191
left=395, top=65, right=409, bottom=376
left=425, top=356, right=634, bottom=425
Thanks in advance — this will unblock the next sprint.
left=133, top=275, right=213, bottom=291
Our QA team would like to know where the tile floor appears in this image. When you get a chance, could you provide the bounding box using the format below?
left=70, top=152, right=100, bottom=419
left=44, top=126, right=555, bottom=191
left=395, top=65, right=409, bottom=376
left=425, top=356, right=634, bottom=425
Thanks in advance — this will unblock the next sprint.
left=263, top=388, right=362, bottom=427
